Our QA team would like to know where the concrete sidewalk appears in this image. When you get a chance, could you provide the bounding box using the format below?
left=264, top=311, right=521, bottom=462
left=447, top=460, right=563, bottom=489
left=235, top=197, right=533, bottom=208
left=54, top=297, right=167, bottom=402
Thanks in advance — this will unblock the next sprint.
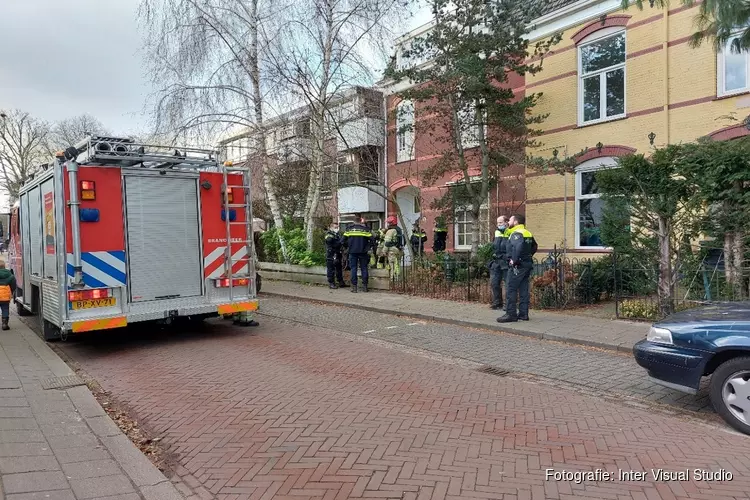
left=0, top=316, right=183, bottom=499
left=262, top=280, right=649, bottom=353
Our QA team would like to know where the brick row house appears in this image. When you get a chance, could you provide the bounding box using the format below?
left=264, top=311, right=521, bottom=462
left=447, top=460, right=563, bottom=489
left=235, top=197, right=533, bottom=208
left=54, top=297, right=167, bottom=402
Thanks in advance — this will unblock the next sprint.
left=224, top=0, right=750, bottom=258
left=523, top=0, right=750, bottom=257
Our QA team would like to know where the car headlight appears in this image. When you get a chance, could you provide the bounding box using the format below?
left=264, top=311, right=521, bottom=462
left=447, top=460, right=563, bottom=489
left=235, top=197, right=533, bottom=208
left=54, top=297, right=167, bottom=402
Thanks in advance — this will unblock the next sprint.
left=646, top=326, right=673, bottom=345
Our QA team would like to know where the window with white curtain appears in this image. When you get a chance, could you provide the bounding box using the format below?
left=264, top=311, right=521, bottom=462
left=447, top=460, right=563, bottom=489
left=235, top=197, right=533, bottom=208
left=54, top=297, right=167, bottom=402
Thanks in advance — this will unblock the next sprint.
left=396, top=100, right=415, bottom=162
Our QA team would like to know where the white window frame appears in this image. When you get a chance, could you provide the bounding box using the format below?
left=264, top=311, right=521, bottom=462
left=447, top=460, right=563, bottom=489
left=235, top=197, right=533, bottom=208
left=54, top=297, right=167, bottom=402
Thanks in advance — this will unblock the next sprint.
left=396, top=100, right=415, bottom=163
left=717, top=34, right=750, bottom=97
left=577, top=27, right=627, bottom=126
left=457, top=100, right=485, bottom=150
left=454, top=199, right=490, bottom=251
left=575, top=157, right=618, bottom=250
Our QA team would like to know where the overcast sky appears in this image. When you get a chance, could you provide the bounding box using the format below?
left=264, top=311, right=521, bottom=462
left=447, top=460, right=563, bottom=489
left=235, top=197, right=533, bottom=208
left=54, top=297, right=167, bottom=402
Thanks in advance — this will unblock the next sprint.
left=0, top=0, right=429, bottom=211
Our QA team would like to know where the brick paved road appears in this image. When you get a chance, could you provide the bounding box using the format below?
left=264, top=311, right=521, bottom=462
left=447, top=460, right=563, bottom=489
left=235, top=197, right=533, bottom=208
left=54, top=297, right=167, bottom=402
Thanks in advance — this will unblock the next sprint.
left=57, top=315, right=750, bottom=500
left=256, top=297, right=713, bottom=416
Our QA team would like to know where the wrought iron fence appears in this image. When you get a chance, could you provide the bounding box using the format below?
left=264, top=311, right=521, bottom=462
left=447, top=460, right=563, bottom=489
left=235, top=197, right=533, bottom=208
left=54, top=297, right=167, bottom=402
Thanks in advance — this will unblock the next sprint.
left=387, top=246, right=750, bottom=321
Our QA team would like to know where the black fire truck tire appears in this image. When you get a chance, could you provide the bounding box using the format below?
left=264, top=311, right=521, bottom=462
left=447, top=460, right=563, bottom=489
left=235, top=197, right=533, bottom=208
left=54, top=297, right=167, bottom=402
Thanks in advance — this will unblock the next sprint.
left=256, top=273, right=262, bottom=293
left=14, top=291, right=31, bottom=316
left=36, top=292, right=60, bottom=342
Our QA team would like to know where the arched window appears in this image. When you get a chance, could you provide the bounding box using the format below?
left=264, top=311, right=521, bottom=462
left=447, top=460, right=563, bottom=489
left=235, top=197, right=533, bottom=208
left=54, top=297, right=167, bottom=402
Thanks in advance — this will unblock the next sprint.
left=575, top=156, right=618, bottom=249
left=578, top=27, right=626, bottom=125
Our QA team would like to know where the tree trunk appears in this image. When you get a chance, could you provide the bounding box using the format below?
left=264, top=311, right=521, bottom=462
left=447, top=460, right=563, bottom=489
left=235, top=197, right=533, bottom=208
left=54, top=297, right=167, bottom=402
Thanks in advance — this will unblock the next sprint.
left=732, top=230, right=747, bottom=299
left=470, top=206, right=481, bottom=255
left=250, top=0, right=289, bottom=263
left=724, top=231, right=735, bottom=292
left=657, top=216, right=674, bottom=318
left=303, top=0, right=334, bottom=252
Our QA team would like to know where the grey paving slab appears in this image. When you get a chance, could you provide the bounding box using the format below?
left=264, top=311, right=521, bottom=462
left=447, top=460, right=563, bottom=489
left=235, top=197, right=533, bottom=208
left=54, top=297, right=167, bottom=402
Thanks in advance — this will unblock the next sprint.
left=262, top=280, right=648, bottom=353
left=0, top=431, right=45, bottom=444
left=7, top=490, right=77, bottom=500
left=141, top=481, right=185, bottom=500
left=0, top=317, right=185, bottom=499
left=69, top=474, right=135, bottom=499
left=61, top=459, right=122, bottom=480
left=0, top=456, right=60, bottom=474
left=2, top=471, right=68, bottom=494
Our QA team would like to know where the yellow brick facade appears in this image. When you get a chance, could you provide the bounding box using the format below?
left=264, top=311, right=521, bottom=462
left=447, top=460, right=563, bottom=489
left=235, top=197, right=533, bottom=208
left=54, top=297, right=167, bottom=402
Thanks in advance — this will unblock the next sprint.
left=524, top=1, right=749, bottom=256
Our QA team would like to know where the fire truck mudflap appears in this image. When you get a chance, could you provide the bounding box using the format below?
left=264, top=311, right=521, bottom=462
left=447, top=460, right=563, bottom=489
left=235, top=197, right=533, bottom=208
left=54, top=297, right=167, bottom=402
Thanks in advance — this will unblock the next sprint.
left=10, top=136, right=258, bottom=340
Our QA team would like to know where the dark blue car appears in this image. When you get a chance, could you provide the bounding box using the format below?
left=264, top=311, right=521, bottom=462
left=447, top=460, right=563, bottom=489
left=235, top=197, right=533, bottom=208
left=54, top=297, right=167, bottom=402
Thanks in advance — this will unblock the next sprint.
left=634, top=302, right=750, bottom=435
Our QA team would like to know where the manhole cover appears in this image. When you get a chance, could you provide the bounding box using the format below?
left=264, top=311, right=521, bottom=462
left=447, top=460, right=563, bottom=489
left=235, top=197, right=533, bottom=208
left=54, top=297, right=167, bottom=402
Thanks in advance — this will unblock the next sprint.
left=41, top=375, right=85, bottom=391
left=476, top=365, right=510, bottom=377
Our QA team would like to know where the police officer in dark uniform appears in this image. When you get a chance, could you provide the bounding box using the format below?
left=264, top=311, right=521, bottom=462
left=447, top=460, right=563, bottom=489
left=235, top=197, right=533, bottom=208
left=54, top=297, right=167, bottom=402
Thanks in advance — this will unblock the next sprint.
left=497, top=214, right=537, bottom=323
left=433, top=217, right=448, bottom=253
left=342, top=214, right=374, bottom=293
left=324, top=222, right=347, bottom=289
left=489, top=216, right=511, bottom=310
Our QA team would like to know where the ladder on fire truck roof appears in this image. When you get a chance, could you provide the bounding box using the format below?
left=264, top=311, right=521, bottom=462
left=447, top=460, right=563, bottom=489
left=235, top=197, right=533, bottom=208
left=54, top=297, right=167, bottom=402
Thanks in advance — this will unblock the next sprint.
left=65, top=135, right=256, bottom=302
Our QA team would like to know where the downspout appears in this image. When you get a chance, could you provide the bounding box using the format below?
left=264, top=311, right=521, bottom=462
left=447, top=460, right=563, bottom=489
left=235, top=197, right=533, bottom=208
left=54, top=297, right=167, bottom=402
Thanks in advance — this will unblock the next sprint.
left=66, top=159, right=84, bottom=287
left=383, top=92, right=388, bottom=227
left=663, top=7, right=670, bottom=144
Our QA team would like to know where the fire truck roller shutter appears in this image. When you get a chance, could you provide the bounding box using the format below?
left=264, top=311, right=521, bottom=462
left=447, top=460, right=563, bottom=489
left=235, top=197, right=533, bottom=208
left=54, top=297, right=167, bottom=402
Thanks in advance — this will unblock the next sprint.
left=124, top=176, right=203, bottom=302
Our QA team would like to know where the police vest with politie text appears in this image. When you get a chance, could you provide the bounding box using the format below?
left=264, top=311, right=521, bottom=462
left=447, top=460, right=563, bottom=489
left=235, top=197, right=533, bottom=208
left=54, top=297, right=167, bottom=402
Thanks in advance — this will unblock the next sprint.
left=492, top=225, right=514, bottom=270
left=342, top=223, right=374, bottom=254
left=507, top=224, right=538, bottom=267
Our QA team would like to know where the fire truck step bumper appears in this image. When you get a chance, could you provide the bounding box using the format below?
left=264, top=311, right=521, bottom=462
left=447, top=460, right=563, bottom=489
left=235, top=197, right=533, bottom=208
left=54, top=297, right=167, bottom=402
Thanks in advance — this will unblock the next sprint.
left=71, top=316, right=128, bottom=333
left=217, top=300, right=259, bottom=315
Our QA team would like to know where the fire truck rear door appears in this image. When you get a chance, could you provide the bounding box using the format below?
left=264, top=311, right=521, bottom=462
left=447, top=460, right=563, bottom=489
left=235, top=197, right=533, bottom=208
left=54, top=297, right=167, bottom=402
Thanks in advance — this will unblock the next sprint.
left=124, top=175, right=203, bottom=302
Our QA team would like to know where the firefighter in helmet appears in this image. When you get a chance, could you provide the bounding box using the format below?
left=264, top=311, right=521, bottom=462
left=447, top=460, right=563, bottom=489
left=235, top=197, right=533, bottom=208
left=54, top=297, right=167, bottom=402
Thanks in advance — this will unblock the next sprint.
left=383, top=216, right=404, bottom=278
left=375, top=226, right=388, bottom=269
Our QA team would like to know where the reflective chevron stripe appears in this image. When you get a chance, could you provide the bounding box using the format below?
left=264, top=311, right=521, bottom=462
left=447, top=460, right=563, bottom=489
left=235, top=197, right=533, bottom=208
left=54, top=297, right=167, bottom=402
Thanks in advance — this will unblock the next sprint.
left=66, top=252, right=126, bottom=288
left=217, top=301, right=258, bottom=315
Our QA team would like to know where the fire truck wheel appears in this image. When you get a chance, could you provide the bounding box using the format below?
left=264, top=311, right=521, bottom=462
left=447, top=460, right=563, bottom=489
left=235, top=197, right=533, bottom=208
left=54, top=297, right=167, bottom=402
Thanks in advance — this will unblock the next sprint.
left=14, top=291, right=31, bottom=316
left=36, top=294, right=60, bottom=342
left=256, top=273, right=262, bottom=293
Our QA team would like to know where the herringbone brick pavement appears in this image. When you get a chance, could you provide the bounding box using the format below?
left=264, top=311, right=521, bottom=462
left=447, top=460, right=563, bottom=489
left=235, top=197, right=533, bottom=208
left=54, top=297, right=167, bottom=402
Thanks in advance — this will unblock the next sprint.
left=59, top=319, right=750, bottom=500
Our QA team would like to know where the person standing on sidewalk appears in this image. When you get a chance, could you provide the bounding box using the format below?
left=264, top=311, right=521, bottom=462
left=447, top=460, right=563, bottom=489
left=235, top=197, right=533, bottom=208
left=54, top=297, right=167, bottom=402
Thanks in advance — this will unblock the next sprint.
left=343, top=214, right=374, bottom=293
left=383, top=216, right=404, bottom=279
left=324, top=222, right=347, bottom=289
left=497, top=214, right=537, bottom=323
left=433, top=217, right=448, bottom=253
left=410, top=223, right=427, bottom=260
left=489, top=216, right=511, bottom=310
left=375, top=227, right=387, bottom=269
left=0, top=261, right=17, bottom=330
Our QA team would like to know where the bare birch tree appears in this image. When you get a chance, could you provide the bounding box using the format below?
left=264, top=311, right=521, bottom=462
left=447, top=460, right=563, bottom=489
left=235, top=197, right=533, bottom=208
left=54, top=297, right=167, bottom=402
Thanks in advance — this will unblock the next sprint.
left=139, top=0, right=292, bottom=262
left=267, top=0, right=411, bottom=251
left=46, top=114, right=109, bottom=154
left=0, top=110, right=49, bottom=203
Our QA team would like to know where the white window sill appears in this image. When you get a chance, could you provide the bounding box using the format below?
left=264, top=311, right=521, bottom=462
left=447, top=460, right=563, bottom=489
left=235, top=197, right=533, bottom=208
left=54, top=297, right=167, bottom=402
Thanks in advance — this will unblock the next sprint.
left=577, top=113, right=627, bottom=128
left=396, top=156, right=415, bottom=164
left=574, top=246, right=612, bottom=252
left=717, top=89, right=750, bottom=99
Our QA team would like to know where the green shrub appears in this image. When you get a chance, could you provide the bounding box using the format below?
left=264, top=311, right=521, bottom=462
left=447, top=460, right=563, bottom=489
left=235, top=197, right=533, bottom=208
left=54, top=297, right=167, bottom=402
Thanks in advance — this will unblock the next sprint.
left=619, top=300, right=659, bottom=321
left=259, top=224, right=326, bottom=267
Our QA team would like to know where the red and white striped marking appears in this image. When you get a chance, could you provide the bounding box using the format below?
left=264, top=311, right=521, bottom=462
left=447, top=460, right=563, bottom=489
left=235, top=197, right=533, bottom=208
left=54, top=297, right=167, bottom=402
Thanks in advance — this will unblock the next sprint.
left=203, top=245, right=249, bottom=279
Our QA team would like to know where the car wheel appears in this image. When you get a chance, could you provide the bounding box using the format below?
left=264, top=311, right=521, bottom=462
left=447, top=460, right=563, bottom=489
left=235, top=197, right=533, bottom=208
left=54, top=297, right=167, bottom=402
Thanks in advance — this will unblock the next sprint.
left=709, top=356, right=750, bottom=435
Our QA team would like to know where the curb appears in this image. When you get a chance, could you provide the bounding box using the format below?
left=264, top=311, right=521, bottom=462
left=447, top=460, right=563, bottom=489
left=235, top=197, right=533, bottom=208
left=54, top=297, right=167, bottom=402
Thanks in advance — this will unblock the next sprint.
left=17, top=326, right=184, bottom=500
left=260, top=291, right=637, bottom=356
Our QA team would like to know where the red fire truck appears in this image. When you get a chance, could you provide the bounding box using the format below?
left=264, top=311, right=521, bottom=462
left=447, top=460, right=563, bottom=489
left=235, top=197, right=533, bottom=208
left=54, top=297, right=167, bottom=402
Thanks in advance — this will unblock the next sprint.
left=8, top=136, right=258, bottom=340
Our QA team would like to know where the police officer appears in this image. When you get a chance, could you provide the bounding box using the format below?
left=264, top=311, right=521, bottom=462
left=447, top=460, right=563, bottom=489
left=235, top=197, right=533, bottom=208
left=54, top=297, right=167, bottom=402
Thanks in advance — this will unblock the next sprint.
left=324, top=222, right=347, bottom=289
left=497, top=214, right=537, bottom=323
left=410, top=223, right=427, bottom=258
left=433, top=217, right=448, bottom=253
left=342, top=214, right=374, bottom=293
left=489, top=216, right=511, bottom=310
